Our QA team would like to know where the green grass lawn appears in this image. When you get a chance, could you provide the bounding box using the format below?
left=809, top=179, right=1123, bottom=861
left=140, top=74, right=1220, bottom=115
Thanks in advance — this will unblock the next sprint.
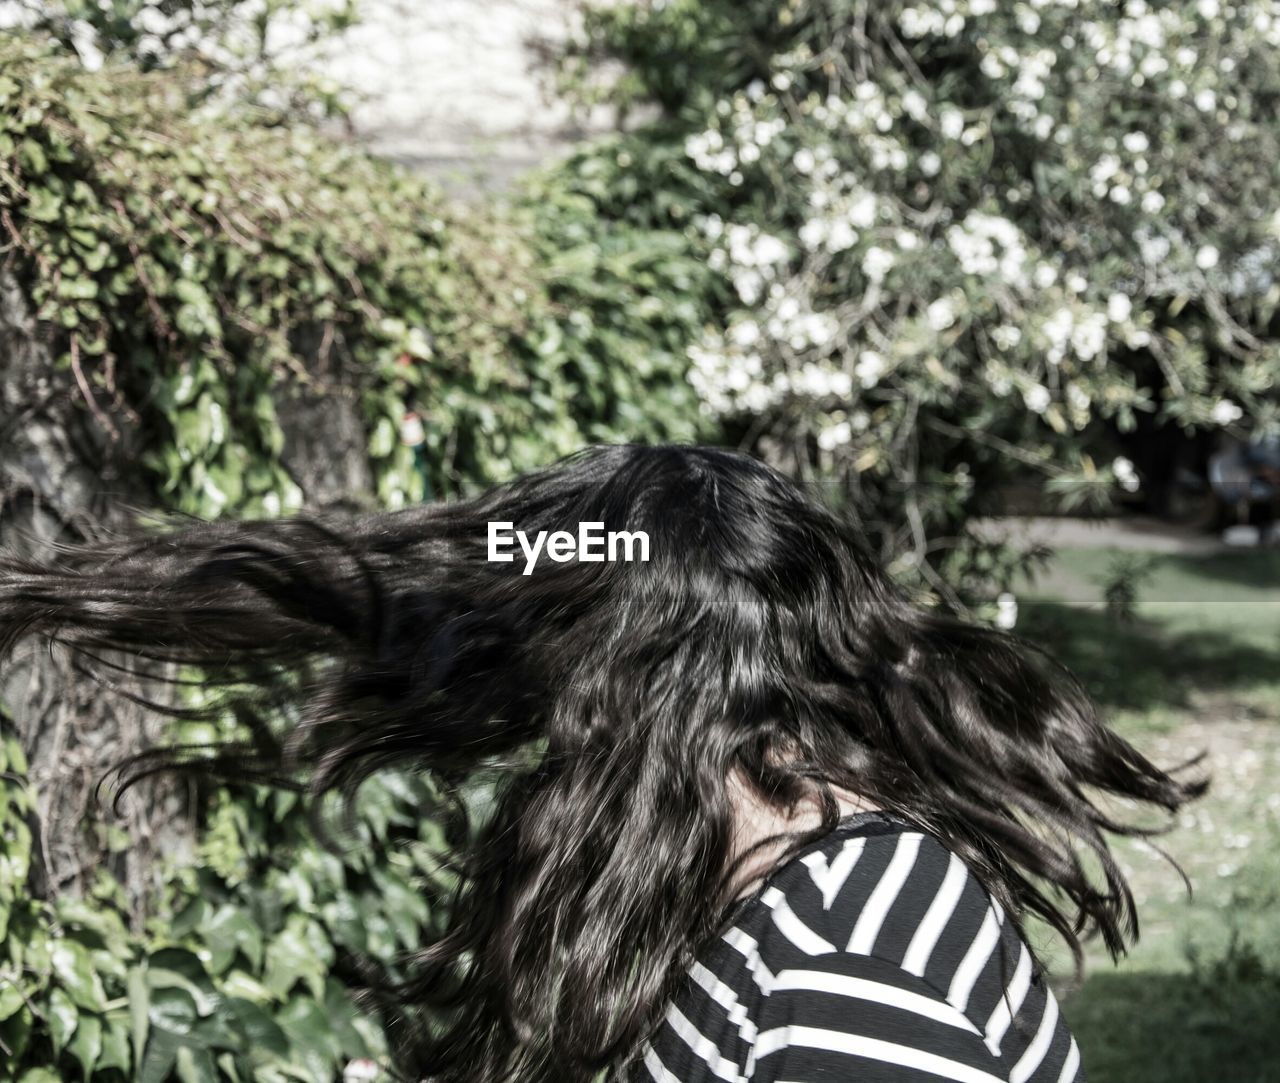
left=1009, top=546, right=1280, bottom=1082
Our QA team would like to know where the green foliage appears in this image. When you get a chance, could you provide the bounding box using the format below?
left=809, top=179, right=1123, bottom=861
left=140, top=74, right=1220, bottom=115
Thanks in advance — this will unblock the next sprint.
left=550, top=0, right=1280, bottom=602
left=7, top=0, right=361, bottom=117
left=0, top=695, right=455, bottom=1081
left=0, top=29, right=713, bottom=1081
left=0, top=34, right=708, bottom=521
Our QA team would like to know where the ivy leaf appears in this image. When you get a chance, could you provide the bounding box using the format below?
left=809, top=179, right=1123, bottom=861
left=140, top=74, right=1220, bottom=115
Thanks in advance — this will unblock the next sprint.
left=263, top=916, right=330, bottom=1001
left=67, top=1012, right=102, bottom=1081
left=26, top=186, right=60, bottom=223
left=97, top=1015, right=132, bottom=1074
left=138, top=1025, right=183, bottom=1083
left=0, top=978, right=25, bottom=1022
left=127, top=965, right=149, bottom=1067
left=221, top=996, right=288, bottom=1056
left=204, top=904, right=265, bottom=974
left=175, top=1044, right=220, bottom=1083
left=275, top=996, right=343, bottom=1082
left=51, top=941, right=107, bottom=1012
left=46, top=986, right=78, bottom=1055
left=146, top=982, right=201, bottom=1039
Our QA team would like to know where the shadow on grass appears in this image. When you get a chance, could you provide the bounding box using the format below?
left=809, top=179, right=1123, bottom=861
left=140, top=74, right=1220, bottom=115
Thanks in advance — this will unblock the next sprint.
left=1157, top=549, right=1280, bottom=592
left=1063, top=964, right=1280, bottom=1083
left=1016, top=600, right=1279, bottom=717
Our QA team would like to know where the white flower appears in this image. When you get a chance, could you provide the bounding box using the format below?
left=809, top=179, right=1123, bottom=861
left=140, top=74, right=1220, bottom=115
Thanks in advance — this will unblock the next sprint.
left=847, top=192, right=879, bottom=229
left=1194, top=88, right=1217, bottom=112
left=1113, top=456, right=1140, bottom=492
left=1066, top=272, right=1088, bottom=294
left=733, top=270, right=764, bottom=305
left=1126, top=328, right=1152, bottom=348
left=344, top=1058, right=381, bottom=1082
left=828, top=220, right=859, bottom=252
left=901, top=89, right=929, bottom=121
left=1122, top=131, right=1150, bottom=153
left=1196, top=245, right=1220, bottom=270
left=992, top=325, right=1022, bottom=350
left=920, top=151, right=942, bottom=176
left=1107, top=293, right=1133, bottom=323
left=817, top=420, right=854, bottom=450
left=1033, top=263, right=1057, bottom=289
left=1197, top=0, right=1219, bottom=17
left=926, top=297, right=956, bottom=331
left=725, top=365, right=751, bottom=392
left=1141, top=190, right=1165, bottom=214
left=856, top=350, right=887, bottom=387
left=995, top=592, right=1018, bottom=630
left=1024, top=385, right=1051, bottom=414
left=1212, top=399, right=1243, bottom=424
left=729, top=320, right=760, bottom=347
left=1071, top=312, right=1107, bottom=360
left=940, top=108, right=965, bottom=139
left=794, top=148, right=816, bottom=174
left=862, top=246, right=895, bottom=281
left=799, top=219, right=829, bottom=250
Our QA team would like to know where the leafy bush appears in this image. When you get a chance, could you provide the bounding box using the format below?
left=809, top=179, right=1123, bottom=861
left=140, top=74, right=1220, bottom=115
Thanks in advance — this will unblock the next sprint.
left=0, top=30, right=711, bottom=1080
left=553, top=0, right=1280, bottom=599
left=0, top=34, right=709, bottom=521
left=0, top=690, right=461, bottom=1082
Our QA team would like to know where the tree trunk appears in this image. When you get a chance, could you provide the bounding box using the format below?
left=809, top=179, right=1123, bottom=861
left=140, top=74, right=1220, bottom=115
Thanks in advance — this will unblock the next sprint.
left=0, top=272, right=196, bottom=927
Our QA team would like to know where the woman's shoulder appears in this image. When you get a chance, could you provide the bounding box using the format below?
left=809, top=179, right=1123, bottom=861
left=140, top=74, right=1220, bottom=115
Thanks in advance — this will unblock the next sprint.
left=719, top=813, right=1082, bottom=1082
left=731, top=810, right=1029, bottom=1002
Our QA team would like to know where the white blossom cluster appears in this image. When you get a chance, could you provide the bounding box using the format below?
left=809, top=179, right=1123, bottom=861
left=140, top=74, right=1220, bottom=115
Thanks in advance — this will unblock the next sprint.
left=703, top=217, right=791, bottom=305
left=945, top=211, right=1030, bottom=286
left=678, top=0, right=1277, bottom=461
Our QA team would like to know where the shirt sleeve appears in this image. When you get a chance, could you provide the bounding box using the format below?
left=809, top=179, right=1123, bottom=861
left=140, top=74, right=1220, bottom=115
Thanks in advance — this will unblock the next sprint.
left=749, top=949, right=1012, bottom=1083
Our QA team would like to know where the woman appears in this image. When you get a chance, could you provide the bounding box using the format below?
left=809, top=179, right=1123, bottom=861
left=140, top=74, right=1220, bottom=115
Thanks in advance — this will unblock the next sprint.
left=0, top=443, right=1207, bottom=1082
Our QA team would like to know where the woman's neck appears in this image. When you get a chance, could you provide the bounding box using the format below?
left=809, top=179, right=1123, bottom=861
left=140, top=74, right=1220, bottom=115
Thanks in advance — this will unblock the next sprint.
left=725, top=768, right=880, bottom=901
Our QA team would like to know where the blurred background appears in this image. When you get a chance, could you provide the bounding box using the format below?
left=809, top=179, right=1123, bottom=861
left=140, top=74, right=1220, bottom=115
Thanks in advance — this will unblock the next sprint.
left=0, top=1, right=1277, bottom=1080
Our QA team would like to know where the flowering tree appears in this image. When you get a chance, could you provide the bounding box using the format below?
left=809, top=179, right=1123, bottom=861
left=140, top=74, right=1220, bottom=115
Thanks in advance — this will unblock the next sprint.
left=557, top=0, right=1280, bottom=602
left=0, top=0, right=358, bottom=113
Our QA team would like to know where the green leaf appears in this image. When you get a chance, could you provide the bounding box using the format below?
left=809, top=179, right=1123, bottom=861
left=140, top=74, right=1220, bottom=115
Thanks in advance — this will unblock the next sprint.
left=98, top=1015, right=132, bottom=1074
left=46, top=986, right=78, bottom=1055
left=0, top=977, right=23, bottom=1021
left=147, top=986, right=199, bottom=1036
left=204, top=905, right=265, bottom=974
left=127, top=965, right=149, bottom=1067
left=221, top=996, right=287, bottom=1056
left=19, top=138, right=48, bottom=174
left=263, top=916, right=329, bottom=1001
left=275, top=996, right=344, bottom=1080
left=175, top=1044, right=220, bottom=1083
left=138, top=1025, right=182, bottom=1083
left=67, top=1012, right=102, bottom=1081
left=51, top=940, right=108, bottom=1011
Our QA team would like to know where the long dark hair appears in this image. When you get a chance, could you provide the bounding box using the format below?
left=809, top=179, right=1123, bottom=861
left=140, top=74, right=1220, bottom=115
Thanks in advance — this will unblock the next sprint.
left=0, top=443, right=1207, bottom=1081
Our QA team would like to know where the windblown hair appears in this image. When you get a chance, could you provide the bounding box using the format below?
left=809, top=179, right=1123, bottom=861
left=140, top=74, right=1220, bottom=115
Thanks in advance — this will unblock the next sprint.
left=0, top=443, right=1207, bottom=1081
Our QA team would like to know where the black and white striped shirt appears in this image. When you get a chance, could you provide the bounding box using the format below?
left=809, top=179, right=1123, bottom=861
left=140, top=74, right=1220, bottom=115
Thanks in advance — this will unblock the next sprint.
left=616, top=810, right=1084, bottom=1082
